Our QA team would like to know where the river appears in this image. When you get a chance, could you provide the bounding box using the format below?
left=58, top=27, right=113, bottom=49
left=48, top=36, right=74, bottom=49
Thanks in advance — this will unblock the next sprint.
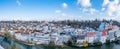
left=0, top=36, right=120, bottom=49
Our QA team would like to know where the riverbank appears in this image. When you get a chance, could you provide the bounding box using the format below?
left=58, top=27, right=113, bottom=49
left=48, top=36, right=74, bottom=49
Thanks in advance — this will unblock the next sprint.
left=1, top=35, right=69, bottom=48
left=1, top=35, right=120, bottom=49
left=1, top=31, right=120, bottom=48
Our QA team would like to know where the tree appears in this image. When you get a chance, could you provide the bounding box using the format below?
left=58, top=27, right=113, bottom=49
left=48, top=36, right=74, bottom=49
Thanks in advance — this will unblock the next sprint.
left=12, top=44, right=16, bottom=49
left=4, top=32, right=11, bottom=40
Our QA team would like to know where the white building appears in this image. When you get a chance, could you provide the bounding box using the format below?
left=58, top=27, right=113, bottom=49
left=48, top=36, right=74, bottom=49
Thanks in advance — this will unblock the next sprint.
left=86, top=32, right=96, bottom=44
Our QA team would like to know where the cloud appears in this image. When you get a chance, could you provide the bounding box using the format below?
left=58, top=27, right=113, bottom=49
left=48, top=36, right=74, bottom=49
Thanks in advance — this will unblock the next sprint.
left=55, top=10, right=61, bottom=14
left=62, top=13, right=67, bottom=16
left=77, top=0, right=98, bottom=15
left=76, top=0, right=120, bottom=20
left=102, top=0, right=110, bottom=6
left=101, top=8, right=105, bottom=11
left=80, top=8, right=89, bottom=12
left=62, top=2, right=68, bottom=8
left=79, top=8, right=98, bottom=15
left=16, top=0, right=21, bottom=6
left=102, top=0, right=119, bottom=6
left=77, top=0, right=91, bottom=7
left=102, top=0, right=120, bottom=16
left=55, top=10, right=67, bottom=17
left=89, top=8, right=98, bottom=15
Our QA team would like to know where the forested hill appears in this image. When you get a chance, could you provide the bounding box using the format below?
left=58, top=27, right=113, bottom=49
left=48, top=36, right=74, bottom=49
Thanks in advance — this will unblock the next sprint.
left=52, top=19, right=120, bottom=30
left=1, top=19, right=120, bottom=30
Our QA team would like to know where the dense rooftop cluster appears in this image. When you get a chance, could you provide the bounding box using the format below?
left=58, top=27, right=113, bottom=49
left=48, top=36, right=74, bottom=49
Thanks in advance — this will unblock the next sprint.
left=0, top=20, right=120, bottom=47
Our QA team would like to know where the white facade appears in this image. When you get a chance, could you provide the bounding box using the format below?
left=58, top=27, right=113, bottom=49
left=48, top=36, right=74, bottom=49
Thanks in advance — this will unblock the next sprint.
left=115, top=30, right=120, bottom=37
left=100, top=36, right=107, bottom=43
left=15, top=33, right=29, bottom=41
left=33, top=35, right=50, bottom=44
left=107, top=30, right=115, bottom=42
left=87, top=36, right=96, bottom=43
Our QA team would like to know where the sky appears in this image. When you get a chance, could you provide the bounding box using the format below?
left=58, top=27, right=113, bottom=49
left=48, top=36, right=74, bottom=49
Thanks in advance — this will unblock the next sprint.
left=0, top=0, right=120, bottom=21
